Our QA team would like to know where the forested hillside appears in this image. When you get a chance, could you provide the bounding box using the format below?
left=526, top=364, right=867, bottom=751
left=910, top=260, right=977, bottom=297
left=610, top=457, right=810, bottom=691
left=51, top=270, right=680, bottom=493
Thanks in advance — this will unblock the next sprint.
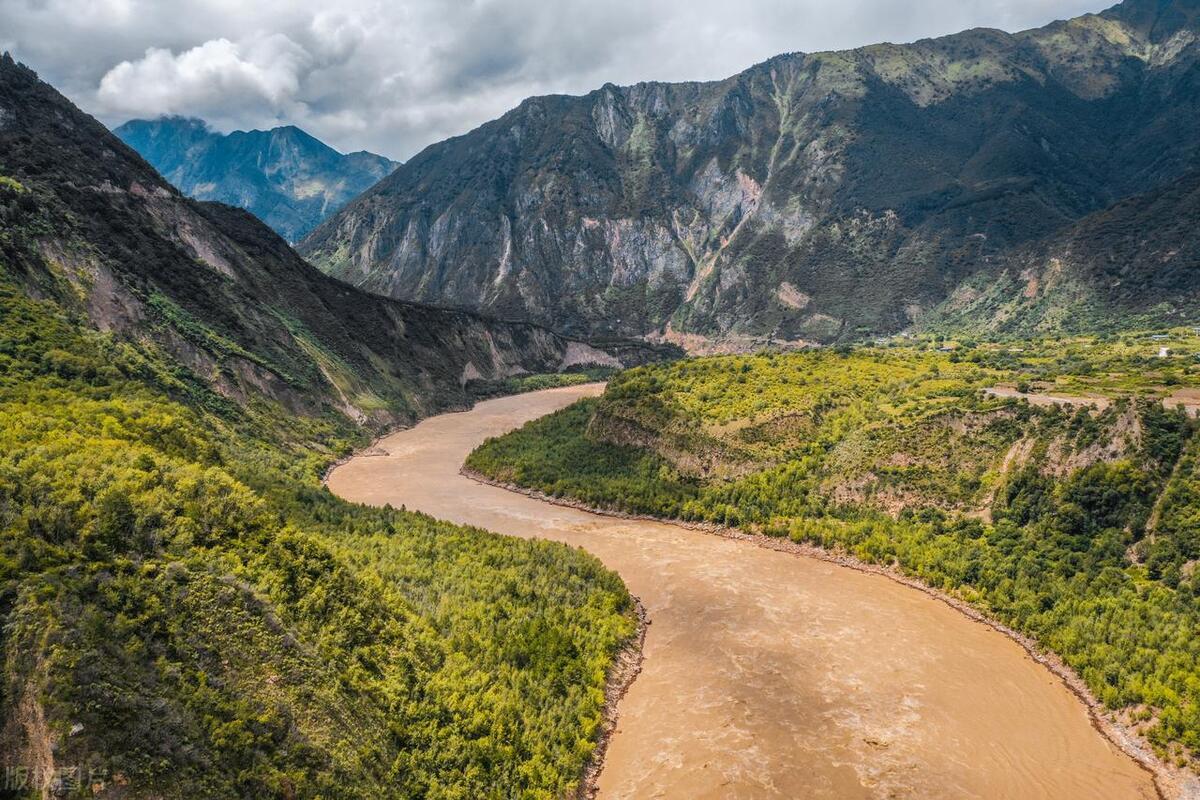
left=468, top=338, right=1200, bottom=766
left=303, top=0, right=1200, bottom=346
left=0, top=283, right=635, bottom=799
left=0, top=56, right=640, bottom=798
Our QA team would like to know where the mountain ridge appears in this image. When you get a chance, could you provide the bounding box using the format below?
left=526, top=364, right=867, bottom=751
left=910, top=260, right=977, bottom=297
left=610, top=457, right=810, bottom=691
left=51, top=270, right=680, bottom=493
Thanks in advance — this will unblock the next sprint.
left=115, top=115, right=397, bottom=242
left=921, top=168, right=1200, bottom=335
left=300, top=0, right=1200, bottom=346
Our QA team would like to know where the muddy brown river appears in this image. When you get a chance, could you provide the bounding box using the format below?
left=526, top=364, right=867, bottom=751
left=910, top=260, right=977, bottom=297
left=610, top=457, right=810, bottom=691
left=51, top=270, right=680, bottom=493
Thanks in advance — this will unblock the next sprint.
left=327, top=385, right=1157, bottom=799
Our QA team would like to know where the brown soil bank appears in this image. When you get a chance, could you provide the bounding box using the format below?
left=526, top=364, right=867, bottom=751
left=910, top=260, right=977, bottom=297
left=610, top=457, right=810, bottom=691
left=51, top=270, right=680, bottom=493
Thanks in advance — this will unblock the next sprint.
left=327, top=385, right=1165, bottom=800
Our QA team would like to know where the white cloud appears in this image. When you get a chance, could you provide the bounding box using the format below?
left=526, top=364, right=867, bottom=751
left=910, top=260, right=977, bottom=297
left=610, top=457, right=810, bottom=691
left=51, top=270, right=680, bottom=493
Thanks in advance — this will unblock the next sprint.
left=0, top=0, right=1110, bottom=159
left=97, top=35, right=312, bottom=126
left=307, top=12, right=367, bottom=63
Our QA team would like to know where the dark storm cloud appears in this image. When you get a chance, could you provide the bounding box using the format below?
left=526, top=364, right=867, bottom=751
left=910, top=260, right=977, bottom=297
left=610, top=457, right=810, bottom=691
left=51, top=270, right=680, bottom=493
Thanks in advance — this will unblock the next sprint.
left=0, top=0, right=1107, bottom=160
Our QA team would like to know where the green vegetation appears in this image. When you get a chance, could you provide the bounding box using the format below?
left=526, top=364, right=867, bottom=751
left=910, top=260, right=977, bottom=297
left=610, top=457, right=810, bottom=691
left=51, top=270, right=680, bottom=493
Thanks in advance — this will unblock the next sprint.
left=0, top=56, right=656, bottom=799
left=0, top=174, right=25, bottom=193
left=0, top=282, right=635, bottom=799
left=468, top=338, right=1200, bottom=764
left=468, top=399, right=699, bottom=514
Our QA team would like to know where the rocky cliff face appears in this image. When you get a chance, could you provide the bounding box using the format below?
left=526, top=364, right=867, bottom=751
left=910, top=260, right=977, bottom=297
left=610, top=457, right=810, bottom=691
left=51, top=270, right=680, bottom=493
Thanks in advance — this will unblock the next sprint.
left=0, top=55, right=633, bottom=429
left=301, top=0, right=1200, bottom=345
left=115, top=117, right=396, bottom=242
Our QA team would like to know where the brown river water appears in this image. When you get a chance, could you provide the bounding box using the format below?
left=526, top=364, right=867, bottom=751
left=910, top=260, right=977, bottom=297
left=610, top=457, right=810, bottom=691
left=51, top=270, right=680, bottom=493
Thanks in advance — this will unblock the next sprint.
left=326, top=384, right=1157, bottom=799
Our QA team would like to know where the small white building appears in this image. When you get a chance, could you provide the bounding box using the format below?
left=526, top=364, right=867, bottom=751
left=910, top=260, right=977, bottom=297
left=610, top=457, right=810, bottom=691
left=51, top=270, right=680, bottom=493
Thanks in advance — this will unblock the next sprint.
left=1159, top=346, right=1171, bottom=358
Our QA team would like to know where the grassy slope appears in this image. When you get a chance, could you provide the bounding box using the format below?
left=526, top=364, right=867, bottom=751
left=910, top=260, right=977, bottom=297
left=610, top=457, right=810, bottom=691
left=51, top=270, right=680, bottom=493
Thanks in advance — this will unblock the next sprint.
left=468, top=340, right=1200, bottom=763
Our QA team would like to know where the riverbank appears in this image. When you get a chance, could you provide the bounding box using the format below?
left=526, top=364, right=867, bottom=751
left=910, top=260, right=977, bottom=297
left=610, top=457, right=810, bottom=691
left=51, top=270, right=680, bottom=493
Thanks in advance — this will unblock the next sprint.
left=571, top=597, right=648, bottom=800
left=461, top=466, right=1197, bottom=800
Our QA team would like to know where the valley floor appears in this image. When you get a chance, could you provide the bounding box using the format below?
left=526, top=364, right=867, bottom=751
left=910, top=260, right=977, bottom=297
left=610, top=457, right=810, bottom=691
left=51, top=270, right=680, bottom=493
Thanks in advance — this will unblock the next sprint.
left=327, top=385, right=1160, bottom=799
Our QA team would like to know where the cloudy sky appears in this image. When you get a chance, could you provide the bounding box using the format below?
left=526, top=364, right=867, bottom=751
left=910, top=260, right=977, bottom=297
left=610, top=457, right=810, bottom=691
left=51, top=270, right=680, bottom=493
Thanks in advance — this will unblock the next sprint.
left=1, top=0, right=1107, bottom=160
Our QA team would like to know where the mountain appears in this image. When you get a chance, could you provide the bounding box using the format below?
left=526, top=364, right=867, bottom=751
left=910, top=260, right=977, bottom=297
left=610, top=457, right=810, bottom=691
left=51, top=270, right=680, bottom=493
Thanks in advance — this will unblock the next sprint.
left=0, top=56, right=656, bottom=430
left=923, top=168, right=1200, bottom=335
left=301, top=0, right=1200, bottom=346
left=115, top=117, right=397, bottom=241
left=0, top=55, right=650, bottom=798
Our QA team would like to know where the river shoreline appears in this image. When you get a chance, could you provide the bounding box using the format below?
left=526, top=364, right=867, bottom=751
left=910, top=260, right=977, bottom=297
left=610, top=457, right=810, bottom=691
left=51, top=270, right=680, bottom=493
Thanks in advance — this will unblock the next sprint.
left=460, top=466, right=1197, bottom=800
left=571, top=597, right=648, bottom=800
